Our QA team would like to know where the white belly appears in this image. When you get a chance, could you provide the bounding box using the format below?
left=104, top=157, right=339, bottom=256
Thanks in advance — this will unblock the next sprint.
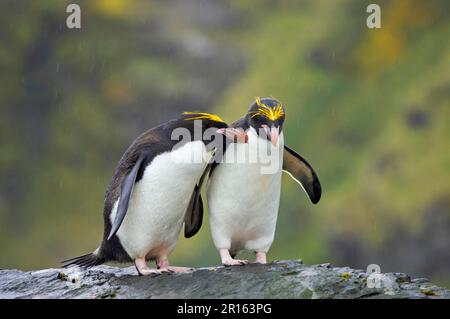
left=110, top=141, right=207, bottom=259
left=207, top=129, right=284, bottom=253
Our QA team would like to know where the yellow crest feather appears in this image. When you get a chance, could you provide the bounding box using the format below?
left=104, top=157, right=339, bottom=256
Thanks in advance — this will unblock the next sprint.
left=183, top=112, right=225, bottom=123
left=251, top=97, right=285, bottom=121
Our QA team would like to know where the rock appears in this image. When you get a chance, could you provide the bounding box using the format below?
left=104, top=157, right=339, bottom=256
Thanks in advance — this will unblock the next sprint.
left=0, top=260, right=449, bottom=299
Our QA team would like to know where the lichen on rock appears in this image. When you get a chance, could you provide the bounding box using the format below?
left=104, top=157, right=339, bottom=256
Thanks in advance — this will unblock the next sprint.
left=0, top=260, right=449, bottom=299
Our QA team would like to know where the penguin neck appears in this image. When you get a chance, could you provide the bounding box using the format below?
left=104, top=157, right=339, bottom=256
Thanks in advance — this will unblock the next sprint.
left=247, top=127, right=284, bottom=149
left=244, top=127, right=284, bottom=174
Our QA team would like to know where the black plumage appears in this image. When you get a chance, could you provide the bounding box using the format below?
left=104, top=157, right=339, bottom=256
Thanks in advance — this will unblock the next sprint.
left=62, top=113, right=229, bottom=269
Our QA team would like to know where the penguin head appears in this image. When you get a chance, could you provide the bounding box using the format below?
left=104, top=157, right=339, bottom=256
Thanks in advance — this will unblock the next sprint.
left=246, top=97, right=285, bottom=146
left=182, top=112, right=247, bottom=145
left=182, top=112, right=228, bottom=130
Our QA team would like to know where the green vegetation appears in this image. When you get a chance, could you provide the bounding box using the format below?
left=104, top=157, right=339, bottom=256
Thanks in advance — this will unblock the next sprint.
left=0, top=0, right=448, bottom=287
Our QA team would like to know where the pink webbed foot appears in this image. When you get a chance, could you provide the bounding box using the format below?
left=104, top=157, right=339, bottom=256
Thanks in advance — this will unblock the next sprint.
left=157, top=257, right=193, bottom=273
left=135, top=257, right=162, bottom=276
left=223, top=258, right=249, bottom=266
left=166, top=266, right=193, bottom=273
left=219, top=249, right=248, bottom=266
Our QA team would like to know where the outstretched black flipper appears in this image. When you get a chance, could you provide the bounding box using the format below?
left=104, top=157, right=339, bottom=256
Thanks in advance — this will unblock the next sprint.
left=107, top=154, right=145, bottom=240
left=283, top=145, right=321, bottom=204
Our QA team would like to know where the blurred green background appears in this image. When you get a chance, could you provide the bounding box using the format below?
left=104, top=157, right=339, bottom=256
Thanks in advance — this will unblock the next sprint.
left=1, top=0, right=449, bottom=287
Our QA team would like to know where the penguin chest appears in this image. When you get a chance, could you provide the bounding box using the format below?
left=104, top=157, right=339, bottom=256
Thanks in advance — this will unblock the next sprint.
left=207, top=131, right=284, bottom=251
left=110, top=141, right=206, bottom=259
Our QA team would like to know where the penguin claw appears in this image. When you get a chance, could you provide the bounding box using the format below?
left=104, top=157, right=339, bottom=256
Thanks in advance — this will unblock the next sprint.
left=167, top=266, right=193, bottom=273
left=137, top=269, right=163, bottom=276
left=156, top=266, right=192, bottom=274
left=222, top=259, right=249, bottom=266
left=150, top=272, right=163, bottom=277
left=158, top=268, right=173, bottom=274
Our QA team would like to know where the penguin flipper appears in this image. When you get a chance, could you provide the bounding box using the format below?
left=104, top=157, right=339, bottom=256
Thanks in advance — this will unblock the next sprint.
left=283, top=145, right=322, bottom=204
left=184, top=184, right=204, bottom=238
left=184, top=160, right=215, bottom=238
left=107, top=155, right=145, bottom=240
left=184, top=129, right=247, bottom=238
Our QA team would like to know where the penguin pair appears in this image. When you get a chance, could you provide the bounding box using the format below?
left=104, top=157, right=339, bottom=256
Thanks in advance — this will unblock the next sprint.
left=63, top=97, right=321, bottom=273
left=63, top=112, right=246, bottom=275
left=189, top=97, right=321, bottom=265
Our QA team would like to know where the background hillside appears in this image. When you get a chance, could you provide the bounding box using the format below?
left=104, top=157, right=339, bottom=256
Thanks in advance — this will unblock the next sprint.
left=0, top=0, right=449, bottom=286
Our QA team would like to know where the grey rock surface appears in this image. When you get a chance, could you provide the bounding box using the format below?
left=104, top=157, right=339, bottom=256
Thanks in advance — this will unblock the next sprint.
left=0, top=260, right=449, bottom=299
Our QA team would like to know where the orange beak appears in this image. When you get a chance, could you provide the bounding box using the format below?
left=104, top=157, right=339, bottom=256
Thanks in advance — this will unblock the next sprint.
left=269, top=126, right=279, bottom=146
left=217, top=128, right=248, bottom=143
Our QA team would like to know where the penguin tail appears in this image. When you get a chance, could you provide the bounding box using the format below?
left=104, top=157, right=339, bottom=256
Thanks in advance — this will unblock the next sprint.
left=61, top=250, right=104, bottom=269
